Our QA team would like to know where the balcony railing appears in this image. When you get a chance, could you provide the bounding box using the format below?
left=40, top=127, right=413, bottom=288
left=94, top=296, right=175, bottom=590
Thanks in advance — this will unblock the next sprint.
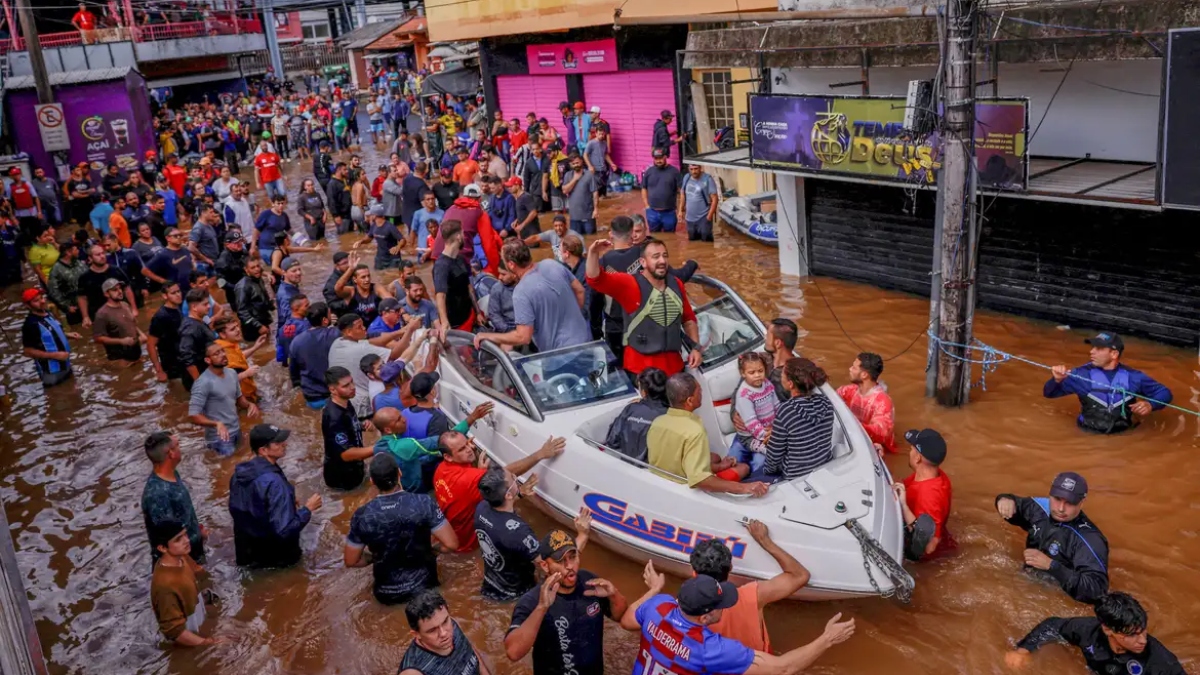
left=0, top=14, right=262, bottom=54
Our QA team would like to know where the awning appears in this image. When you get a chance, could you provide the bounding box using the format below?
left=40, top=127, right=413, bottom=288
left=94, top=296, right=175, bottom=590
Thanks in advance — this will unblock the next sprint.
left=420, top=67, right=479, bottom=99
left=688, top=147, right=1161, bottom=211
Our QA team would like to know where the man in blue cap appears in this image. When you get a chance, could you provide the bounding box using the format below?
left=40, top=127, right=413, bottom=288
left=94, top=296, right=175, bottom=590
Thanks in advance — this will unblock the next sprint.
left=995, top=471, right=1109, bottom=604
left=1044, top=331, right=1173, bottom=433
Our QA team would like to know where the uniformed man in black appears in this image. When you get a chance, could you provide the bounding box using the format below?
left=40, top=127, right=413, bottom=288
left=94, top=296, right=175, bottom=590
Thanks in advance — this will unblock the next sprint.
left=995, top=471, right=1109, bottom=604
left=1007, top=592, right=1186, bottom=674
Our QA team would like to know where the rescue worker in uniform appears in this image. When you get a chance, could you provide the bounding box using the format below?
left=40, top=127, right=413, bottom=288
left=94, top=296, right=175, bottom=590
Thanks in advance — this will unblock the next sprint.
left=995, top=471, right=1109, bottom=604
left=1006, top=591, right=1187, bottom=674
left=1043, top=332, right=1173, bottom=434
left=584, top=237, right=701, bottom=377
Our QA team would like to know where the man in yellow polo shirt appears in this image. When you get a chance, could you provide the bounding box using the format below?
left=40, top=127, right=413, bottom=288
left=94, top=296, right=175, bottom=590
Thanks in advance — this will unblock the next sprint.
left=646, top=373, right=768, bottom=497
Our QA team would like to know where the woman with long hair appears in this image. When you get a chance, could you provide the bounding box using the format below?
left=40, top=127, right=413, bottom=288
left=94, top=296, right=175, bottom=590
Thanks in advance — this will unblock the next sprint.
left=763, top=358, right=835, bottom=480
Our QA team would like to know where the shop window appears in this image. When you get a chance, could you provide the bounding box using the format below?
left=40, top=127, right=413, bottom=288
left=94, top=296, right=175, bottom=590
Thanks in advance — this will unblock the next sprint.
left=302, top=22, right=330, bottom=40
left=701, top=71, right=734, bottom=131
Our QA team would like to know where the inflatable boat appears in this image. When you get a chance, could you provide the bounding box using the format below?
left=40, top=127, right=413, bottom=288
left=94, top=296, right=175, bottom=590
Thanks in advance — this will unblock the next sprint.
left=718, top=191, right=779, bottom=246
left=435, top=275, right=912, bottom=601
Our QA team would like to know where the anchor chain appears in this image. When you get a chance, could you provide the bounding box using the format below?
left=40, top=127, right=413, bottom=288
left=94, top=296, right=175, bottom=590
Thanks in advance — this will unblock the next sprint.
left=846, top=519, right=915, bottom=604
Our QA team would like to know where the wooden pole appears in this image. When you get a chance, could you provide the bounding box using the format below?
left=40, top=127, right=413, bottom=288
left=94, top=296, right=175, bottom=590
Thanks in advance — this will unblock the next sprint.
left=932, top=0, right=979, bottom=406
left=15, top=0, right=53, bottom=105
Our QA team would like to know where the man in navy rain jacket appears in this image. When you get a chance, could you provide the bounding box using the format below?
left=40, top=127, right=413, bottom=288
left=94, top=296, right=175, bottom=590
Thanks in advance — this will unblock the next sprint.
left=229, top=424, right=323, bottom=568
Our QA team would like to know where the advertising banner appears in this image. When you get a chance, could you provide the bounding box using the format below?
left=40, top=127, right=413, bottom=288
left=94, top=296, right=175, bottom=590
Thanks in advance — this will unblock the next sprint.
left=526, top=38, right=618, bottom=75
left=749, top=94, right=1028, bottom=190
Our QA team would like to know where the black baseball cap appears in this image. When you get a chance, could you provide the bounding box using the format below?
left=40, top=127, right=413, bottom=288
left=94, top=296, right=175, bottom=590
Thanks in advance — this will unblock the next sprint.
left=1050, top=471, right=1088, bottom=504
left=370, top=452, right=399, bottom=483
left=332, top=251, right=350, bottom=264
left=378, top=297, right=401, bottom=313
left=1085, top=332, right=1124, bottom=353
left=677, top=575, right=738, bottom=615
left=411, top=372, right=440, bottom=399
left=904, top=429, right=947, bottom=465
left=538, top=529, right=577, bottom=561
left=249, top=423, right=291, bottom=451
left=660, top=110, right=674, bottom=119
left=651, top=148, right=666, bottom=158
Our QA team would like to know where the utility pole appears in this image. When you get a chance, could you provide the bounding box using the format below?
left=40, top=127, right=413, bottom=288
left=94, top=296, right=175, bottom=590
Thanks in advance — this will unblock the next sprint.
left=15, top=0, right=52, bottom=104
left=354, top=0, right=367, bottom=30
left=261, top=0, right=285, bottom=82
left=930, top=0, right=979, bottom=406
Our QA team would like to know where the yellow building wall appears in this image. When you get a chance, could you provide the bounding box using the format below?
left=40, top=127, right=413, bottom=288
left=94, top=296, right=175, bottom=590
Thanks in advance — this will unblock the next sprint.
left=426, top=0, right=777, bottom=42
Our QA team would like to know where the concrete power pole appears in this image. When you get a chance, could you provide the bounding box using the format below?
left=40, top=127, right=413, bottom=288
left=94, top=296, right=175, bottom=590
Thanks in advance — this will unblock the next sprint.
left=262, top=0, right=286, bottom=81
left=931, top=0, right=979, bottom=406
left=355, top=0, right=368, bottom=30
left=15, top=0, right=53, bottom=104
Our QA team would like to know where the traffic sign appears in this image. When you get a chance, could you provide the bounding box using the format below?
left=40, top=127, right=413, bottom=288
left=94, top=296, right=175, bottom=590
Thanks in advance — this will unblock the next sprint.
left=35, top=103, right=70, bottom=152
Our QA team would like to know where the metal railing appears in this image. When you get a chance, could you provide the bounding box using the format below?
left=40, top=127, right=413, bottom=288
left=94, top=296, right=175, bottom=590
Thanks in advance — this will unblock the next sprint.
left=0, top=15, right=262, bottom=54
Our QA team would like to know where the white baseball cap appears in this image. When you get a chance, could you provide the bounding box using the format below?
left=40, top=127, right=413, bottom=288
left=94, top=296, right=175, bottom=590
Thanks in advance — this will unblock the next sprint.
left=463, top=183, right=483, bottom=197
left=589, top=106, right=601, bottom=114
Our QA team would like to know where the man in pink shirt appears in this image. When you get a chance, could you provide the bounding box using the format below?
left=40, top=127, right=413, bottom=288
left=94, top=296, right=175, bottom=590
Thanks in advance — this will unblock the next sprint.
left=836, top=352, right=896, bottom=455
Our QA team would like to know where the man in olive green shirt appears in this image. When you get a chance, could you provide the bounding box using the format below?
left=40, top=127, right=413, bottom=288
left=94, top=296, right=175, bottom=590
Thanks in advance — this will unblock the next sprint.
left=646, top=373, right=769, bottom=497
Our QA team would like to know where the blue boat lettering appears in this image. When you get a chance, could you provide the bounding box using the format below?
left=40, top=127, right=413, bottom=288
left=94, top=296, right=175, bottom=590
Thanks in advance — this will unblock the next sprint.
left=583, top=493, right=746, bottom=558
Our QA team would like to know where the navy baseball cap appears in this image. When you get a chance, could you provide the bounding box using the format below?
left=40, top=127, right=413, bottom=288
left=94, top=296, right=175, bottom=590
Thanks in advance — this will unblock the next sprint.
left=1085, top=332, right=1124, bottom=353
left=411, top=372, right=440, bottom=399
left=1050, top=472, right=1088, bottom=504
left=678, top=575, right=738, bottom=615
left=904, top=429, right=947, bottom=465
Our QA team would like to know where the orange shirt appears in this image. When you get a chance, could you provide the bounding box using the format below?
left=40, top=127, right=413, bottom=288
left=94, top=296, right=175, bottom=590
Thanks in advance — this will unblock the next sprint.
left=163, top=164, right=188, bottom=198
left=109, top=212, right=131, bottom=248
left=216, top=338, right=257, bottom=401
left=709, top=581, right=770, bottom=653
left=433, top=461, right=485, bottom=552
left=452, top=160, right=480, bottom=187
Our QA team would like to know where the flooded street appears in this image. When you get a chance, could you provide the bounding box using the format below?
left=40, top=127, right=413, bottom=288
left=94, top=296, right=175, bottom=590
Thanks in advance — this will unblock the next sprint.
left=1, top=139, right=1197, bottom=675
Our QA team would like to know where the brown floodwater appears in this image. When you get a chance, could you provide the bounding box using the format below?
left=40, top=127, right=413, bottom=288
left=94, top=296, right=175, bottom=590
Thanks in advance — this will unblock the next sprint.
left=1, top=142, right=1197, bottom=675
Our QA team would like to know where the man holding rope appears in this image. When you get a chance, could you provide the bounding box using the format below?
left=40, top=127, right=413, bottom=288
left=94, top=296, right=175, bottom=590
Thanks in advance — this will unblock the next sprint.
left=1043, top=332, right=1173, bottom=434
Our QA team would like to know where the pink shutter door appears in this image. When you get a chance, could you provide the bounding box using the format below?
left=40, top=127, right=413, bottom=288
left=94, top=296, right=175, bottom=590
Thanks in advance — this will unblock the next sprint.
left=582, top=69, right=678, bottom=176
left=496, top=74, right=567, bottom=140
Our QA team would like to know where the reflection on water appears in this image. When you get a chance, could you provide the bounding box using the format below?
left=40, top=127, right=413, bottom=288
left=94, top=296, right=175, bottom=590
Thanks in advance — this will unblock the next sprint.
left=0, top=141, right=1197, bottom=675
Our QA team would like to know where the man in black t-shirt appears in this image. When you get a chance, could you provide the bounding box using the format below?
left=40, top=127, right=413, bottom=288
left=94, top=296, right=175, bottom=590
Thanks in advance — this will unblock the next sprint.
left=398, top=590, right=488, bottom=675
left=321, top=366, right=374, bottom=490
left=432, top=220, right=476, bottom=334
left=346, top=455, right=458, bottom=605
left=476, top=468, right=593, bottom=602
left=505, top=530, right=627, bottom=675
left=432, top=168, right=461, bottom=212
left=148, top=282, right=185, bottom=382
left=511, top=177, right=540, bottom=239
left=77, top=243, right=135, bottom=326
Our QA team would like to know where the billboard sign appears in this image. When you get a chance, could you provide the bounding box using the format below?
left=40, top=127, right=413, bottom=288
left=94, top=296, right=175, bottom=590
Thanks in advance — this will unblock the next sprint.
left=526, top=38, right=618, bottom=75
left=749, top=93, right=1028, bottom=191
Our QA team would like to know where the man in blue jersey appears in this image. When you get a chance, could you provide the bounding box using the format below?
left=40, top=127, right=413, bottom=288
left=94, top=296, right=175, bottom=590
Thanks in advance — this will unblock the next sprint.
left=21, top=288, right=81, bottom=386
left=1043, top=332, right=1172, bottom=433
left=621, top=566, right=855, bottom=675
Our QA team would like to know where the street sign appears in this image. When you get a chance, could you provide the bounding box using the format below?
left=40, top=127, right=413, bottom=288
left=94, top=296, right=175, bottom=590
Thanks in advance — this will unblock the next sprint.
left=35, top=103, right=70, bottom=152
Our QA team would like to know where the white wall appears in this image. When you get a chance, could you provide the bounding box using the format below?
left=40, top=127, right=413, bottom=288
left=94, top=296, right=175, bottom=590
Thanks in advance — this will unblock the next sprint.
left=773, top=59, right=1162, bottom=162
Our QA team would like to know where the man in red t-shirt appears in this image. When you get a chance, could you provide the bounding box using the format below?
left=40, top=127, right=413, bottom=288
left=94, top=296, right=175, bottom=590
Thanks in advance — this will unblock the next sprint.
left=433, top=431, right=565, bottom=552
left=254, top=143, right=285, bottom=200
left=162, top=154, right=188, bottom=198
left=892, top=428, right=956, bottom=561
left=72, top=3, right=97, bottom=43
left=585, top=237, right=701, bottom=376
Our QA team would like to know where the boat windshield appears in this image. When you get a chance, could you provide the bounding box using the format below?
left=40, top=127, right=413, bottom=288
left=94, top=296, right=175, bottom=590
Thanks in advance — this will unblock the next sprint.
left=511, top=341, right=636, bottom=413
left=687, top=279, right=765, bottom=369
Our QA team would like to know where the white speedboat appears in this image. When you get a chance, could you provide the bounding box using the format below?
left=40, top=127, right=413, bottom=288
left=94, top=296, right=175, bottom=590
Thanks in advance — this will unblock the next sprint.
left=435, top=275, right=912, bottom=601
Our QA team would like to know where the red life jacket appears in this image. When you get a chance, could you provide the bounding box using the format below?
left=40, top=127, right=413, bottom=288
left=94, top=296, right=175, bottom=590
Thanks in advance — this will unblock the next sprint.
left=10, top=181, right=34, bottom=210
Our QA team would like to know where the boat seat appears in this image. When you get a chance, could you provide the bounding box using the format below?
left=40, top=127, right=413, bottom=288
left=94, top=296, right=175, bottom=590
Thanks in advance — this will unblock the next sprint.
left=711, top=394, right=853, bottom=460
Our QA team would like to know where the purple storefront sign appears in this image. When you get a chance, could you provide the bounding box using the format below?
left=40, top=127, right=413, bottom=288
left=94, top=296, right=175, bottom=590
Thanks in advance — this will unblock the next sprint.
left=526, top=38, right=618, bottom=75
left=749, top=95, right=826, bottom=171
left=5, top=70, right=155, bottom=182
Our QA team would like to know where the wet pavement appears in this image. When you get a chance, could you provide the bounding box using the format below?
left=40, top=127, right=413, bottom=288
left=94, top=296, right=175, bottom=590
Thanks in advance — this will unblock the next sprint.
left=0, top=137, right=1197, bottom=674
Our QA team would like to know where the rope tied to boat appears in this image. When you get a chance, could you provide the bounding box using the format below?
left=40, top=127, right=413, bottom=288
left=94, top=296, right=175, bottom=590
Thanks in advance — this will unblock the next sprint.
left=846, top=519, right=915, bottom=604
left=927, top=332, right=1200, bottom=417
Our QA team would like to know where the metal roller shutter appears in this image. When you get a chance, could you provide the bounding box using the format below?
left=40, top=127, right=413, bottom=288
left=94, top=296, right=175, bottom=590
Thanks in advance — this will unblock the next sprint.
left=496, top=74, right=567, bottom=139
left=581, top=70, right=678, bottom=176
left=807, top=181, right=936, bottom=296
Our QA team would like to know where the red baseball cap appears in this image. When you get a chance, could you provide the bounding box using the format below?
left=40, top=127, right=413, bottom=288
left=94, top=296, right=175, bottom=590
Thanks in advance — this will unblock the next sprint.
left=7, top=167, right=20, bottom=176
left=504, top=176, right=523, bottom=187
left=21, top=288, right=43, bottom=303
left=573, top=102, right=585, bottom=110
left=145, top=150, right=157, bottom=158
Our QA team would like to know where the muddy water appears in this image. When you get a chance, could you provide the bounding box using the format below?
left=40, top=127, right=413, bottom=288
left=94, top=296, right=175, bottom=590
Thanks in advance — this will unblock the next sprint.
left=1, top=141, right=1197, bottom=675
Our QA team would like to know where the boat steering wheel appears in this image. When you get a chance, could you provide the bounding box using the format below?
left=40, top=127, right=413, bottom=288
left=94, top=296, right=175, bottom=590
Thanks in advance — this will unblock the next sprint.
left=545, top=372, right=583, bottom=392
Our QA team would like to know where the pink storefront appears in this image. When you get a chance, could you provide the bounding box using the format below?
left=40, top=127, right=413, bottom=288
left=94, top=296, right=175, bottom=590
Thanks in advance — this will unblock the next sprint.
left=486, top=31, right=684, bottom=178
